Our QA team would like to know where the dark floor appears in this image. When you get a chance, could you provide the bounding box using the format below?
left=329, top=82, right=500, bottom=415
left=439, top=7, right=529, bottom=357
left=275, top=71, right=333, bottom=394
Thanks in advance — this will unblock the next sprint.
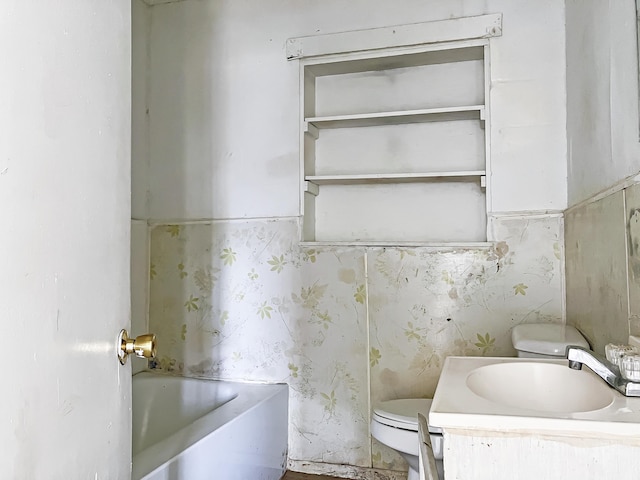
left=282, top=471, right=343, bottom=480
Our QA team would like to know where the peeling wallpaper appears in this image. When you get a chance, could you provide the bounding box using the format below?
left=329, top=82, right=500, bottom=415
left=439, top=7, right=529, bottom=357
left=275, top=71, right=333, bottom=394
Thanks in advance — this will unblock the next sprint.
left=147, top=214, right=564, bottom=472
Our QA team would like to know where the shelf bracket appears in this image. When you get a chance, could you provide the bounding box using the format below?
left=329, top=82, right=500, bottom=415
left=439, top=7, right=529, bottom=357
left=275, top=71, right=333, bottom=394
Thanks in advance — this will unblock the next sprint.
left=480, top=175, right=486, bottom=189
left=305, top=181, right=320, bottom=196
left=304, top=122, right=319, bottom=140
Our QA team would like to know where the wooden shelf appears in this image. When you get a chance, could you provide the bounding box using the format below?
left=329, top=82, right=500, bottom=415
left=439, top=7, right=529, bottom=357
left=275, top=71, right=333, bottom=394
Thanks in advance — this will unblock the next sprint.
left=295, top=34, right=492, bottom=244
left=305, top=171, right=486, bottom=186
left=306, top=105, right=484, bottom=129
left=304, top=46, right=485, bottom=77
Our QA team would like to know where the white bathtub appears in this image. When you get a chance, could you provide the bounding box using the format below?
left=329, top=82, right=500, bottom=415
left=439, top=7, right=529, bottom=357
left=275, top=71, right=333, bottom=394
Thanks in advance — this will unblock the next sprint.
left=132, top=372, right=288, bottom=480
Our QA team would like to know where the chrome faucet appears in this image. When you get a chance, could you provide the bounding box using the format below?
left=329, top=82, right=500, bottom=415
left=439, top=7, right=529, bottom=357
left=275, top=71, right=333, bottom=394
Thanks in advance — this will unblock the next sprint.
left=566, top=346, right=640, bottom=397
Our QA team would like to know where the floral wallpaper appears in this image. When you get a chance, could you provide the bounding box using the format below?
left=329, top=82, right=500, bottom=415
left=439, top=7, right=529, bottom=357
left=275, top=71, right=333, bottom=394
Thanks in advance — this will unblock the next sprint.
left=368, top=215, right=564, bottom=470
left=149, top=219, right=370, bottom=466
left=146, top=214, right=564, bottom=474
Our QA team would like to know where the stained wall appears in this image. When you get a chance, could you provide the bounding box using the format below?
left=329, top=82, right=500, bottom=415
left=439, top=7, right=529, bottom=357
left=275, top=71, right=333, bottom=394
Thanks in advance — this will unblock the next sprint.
left=132, top=0, right=570, bottom=475
left=147, top=216, right=563, bottom=471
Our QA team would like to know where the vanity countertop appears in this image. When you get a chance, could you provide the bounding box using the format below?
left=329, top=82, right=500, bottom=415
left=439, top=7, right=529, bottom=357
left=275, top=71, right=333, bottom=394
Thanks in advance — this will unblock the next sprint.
left=429, top=356, right=640, bottom=438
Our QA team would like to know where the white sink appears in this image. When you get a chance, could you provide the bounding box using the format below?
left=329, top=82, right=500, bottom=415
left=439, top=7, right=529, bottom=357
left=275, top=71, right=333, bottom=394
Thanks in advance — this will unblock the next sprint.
left=429, top=357, right=640, bottom=438
left=466, top=362, right=614, bottom=413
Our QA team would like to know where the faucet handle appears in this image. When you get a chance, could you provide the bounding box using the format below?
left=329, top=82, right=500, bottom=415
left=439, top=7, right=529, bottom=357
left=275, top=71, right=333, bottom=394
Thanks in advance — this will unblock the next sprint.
left=605, top=343, right=638, bottom=366
left=620, top=355, right=640, bottom=383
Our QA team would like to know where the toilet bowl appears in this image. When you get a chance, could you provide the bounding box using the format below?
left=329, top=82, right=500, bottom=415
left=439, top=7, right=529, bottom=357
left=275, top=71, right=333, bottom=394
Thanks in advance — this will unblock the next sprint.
left=371, top=399, right=443, bottom=480
left=372, top=323, right=590, bottom=480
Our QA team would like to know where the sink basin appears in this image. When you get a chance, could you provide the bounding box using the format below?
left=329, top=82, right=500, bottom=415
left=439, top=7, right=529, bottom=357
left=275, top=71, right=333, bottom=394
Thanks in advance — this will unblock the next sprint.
left=430, top=357, right=640, bottom=438
left=466, top=362, right=615, bottom=413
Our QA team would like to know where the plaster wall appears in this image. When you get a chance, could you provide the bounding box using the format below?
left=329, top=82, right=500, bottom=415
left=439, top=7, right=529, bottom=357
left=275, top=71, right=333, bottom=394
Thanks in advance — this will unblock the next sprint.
left=565, top=0, right=640, bottom=206
left=143, top=0, right=568, bottom=219
left=132, top=0, right=150, bottom=220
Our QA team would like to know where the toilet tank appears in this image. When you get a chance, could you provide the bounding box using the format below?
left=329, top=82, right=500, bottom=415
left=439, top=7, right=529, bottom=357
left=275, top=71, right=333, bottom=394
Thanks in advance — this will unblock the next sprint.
left=511, top=324, right=590, bottom=358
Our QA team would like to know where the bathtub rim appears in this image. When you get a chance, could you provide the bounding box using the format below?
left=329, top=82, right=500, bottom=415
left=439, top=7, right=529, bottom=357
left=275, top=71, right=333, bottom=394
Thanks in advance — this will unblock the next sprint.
left=131, top=371, right=289, bottom=480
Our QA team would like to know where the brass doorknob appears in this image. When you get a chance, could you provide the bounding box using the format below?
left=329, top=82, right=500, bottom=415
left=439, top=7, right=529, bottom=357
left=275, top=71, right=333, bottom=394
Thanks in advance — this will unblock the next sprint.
left=118, top=329, right=157, bottom=365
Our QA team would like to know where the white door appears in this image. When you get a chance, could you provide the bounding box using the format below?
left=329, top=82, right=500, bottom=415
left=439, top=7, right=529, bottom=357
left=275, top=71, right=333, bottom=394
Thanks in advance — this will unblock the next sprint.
left=0, top=2, right=132, bottom=479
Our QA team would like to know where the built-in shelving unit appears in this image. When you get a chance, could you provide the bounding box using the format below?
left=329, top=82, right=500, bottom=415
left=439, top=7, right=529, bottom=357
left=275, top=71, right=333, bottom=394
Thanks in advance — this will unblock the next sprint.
left=289, top=14, right=502, bottom=245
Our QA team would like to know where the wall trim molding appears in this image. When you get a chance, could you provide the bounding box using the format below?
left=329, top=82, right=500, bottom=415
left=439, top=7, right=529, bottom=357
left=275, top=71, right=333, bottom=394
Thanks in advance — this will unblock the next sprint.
left=144, top=216, right=301, bottom=226
left=140, top=0, right=187, bottom=5
left=566, top=172, right=640, bottom=215
left=287, top=459, right=406, bottom=480
left=286, top=14, right=502, bottom=60
left=140, top=211, right=563, bottom=226
left=489, top=210, right=564, bottom=219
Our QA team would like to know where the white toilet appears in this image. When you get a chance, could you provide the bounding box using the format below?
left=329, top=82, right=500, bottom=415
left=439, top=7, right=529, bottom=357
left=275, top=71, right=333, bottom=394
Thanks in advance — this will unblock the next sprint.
left=371, top=398, right=443, bottom=480
left=511, top=323, right=589, bottom=358
left=370, top=323, right=590, bottom=480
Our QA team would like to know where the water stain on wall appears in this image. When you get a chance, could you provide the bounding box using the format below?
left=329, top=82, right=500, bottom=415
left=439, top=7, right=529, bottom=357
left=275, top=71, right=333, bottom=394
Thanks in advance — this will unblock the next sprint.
left=628, top=208, right=640, bottom=281
left=338, top=268, right=356, bottom=284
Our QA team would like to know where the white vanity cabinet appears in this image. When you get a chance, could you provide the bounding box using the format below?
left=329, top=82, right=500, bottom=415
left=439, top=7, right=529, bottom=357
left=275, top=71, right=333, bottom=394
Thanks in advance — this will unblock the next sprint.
left=430, top=357, right=640, bottom=480
left=288, top=15, right=502, bottom=245
left=442, top=430, right=640, bottom=480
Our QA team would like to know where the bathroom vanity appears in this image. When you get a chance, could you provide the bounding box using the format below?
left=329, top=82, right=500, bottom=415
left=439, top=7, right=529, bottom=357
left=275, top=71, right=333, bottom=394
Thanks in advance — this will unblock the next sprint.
left=430, top=357, right=640, bottom=480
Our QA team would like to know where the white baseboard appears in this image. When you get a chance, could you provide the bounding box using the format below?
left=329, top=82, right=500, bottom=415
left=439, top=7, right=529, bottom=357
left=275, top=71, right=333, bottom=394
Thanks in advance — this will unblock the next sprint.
left=287, top=459, right=406, bottom=480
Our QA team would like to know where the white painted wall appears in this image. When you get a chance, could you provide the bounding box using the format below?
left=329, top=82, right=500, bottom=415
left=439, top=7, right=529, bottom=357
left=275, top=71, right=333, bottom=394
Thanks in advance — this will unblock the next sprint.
left=146, top=0, right=568, bottom=220
left=132, top=0, right=151, bottom=220
left=566, top=0, right=640, bottom=206
left=132, top=0, right=152, bottom=377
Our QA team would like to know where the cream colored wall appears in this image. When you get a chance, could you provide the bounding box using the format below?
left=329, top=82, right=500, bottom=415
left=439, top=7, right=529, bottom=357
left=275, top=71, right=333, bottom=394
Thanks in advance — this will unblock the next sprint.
left=133, top=0, right=571, bottom=476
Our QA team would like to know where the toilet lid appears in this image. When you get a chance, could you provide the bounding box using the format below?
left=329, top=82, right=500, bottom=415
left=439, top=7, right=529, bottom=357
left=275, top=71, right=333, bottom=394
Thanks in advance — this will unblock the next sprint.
left=373, top=398, right=442, bottom=434
left=512, top=324, right=589, bottom=356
